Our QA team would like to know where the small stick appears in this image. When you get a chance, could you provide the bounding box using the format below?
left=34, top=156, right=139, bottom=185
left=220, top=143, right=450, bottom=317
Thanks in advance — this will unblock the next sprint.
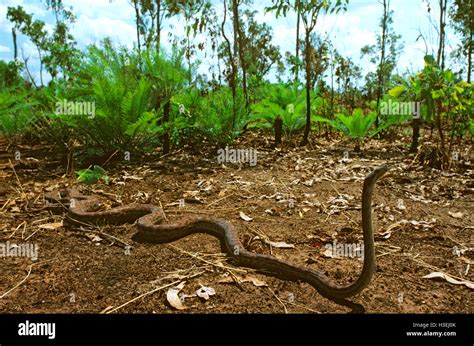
left=158, top=200, right=168, bottom=221
left=168, top=244, right=248, bottom=274
left=284, top=300, right=321, bottom=314
left=8, top=221, right=26, bottom=239
left=1, top=197, right=13, bottom=212
left=24, top=229, right=39, bottom=241
left=9, top=159, right=25, bottom=195
left=267, top=287, right=288, bottom=314
left=101, top=150, right=119, bottom=168
left=103, top=279, right=182, bottom=314
left=206, top=193, right=234, bottom=208
left=0, top=259, right=56, bottom=299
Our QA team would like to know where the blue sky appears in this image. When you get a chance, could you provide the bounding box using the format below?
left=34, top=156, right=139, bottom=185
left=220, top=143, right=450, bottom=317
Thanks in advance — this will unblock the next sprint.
left=0, top=0, right=463, bottom=85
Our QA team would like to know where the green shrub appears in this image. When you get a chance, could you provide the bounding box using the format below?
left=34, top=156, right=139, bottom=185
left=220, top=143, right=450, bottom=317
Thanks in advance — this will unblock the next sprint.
left=249, top=83, right=306, bottom=138
left=314, top=108, right=377, bottom=151
left=0, top=88, right=35, bottom=138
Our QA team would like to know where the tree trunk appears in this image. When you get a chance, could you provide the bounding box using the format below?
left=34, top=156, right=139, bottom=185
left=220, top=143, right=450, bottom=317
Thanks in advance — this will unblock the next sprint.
left=222, top=0, right=237, bottom=131
left=12, top=28, right=17, bottom=61
left=375, top=0, right=388, bottom=128
left=156, top=0, right=161, bottom=51
left=436, top=0, right=447, bottom=70
left=468, top=27, right=472, bottom=83
left=133, top=0, right=142, bottom=67
left=294, top=0, right=301, bottom=90
left=300, top=29, right=311, bottom=146
left=410, top=118, right=421, bottom=152
left=232, top=0, right=248, bottom=107
left=274, top=116, right=283, bottom=145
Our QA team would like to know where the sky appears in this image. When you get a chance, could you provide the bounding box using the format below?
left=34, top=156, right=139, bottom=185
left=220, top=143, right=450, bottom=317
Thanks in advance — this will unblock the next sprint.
left=0, top=0, right=463, bottom=85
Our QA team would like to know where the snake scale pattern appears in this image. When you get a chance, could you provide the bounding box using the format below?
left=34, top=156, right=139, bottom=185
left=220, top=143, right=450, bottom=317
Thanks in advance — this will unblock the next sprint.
left=45, top=166, right=388, bottom=299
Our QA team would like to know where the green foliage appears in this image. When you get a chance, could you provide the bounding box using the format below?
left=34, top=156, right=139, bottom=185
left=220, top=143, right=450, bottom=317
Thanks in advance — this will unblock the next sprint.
left=7, top=3, right=78, bottom=82
left=0, top=60, right=24, bottom=89
left=389, top=55, right=473, bottom=141
left=249, top=84, right=306, bottom=137
left=174, top=86, right=247, bottom=144
left=0, top=88, right=35, bottom=137
left=314, top=108, right=377, bottom=150
left=61, top=41, right=163, bottom=154
left=76, top=165, right=109, bottom=185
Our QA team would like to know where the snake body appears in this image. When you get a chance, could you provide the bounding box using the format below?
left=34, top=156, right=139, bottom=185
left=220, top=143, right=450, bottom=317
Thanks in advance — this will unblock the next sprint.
left=46, top=166, right=388, bottom=299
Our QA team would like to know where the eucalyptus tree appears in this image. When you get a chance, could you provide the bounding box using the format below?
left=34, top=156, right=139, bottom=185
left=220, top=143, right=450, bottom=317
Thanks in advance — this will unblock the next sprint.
left=361, top=0, right=402, bottom=126
left=7, top=1, right=78, bottom=84
left=449, top=0, right=473, bottom=83
left=266, top=0, right=349, bottom=146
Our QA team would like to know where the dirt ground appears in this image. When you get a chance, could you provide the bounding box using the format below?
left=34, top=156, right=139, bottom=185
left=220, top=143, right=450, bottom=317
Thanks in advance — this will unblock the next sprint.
left=0, top=132, right=472, bottom=313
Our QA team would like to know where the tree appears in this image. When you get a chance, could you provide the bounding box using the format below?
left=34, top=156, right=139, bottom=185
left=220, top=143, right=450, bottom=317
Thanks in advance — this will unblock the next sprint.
left=361, top=0, right=402, bottom=126
left=220, top=0, right=238, bottom=130
left=436, top=0, right=448, bottom=71
left=167, top=0, right=211, bottom=85
left=7, top=6, right=47, bottom=86
left=266, top=0, right=348, bottom=146
left=231, top=0, right=249, bottom=107
left=238, top=10, right=282, bottom=96
left=7, top=2, right=78, bottom=84
left=449, top=0, right=474, bottom=83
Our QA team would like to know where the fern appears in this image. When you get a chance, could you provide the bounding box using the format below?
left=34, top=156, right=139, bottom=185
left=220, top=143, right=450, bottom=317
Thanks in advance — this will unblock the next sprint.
left=314, top=108, right=377, bottom=151
left=249, top=84, right=307, bottom=138
left=0, top=88, right=36, bottom=137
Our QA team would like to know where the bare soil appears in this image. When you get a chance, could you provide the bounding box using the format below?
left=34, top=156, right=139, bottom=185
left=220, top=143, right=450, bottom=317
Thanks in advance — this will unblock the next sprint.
left=0, top=132, right=472, bottom=313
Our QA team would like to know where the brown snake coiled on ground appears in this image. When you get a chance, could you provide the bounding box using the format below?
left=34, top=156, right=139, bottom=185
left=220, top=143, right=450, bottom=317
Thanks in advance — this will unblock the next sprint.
left=45, top=166, right=389, bottom=299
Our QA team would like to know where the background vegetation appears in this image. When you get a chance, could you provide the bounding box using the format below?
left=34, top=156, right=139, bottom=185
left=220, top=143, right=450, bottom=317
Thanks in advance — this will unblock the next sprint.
left=1, top=0, right=472, bottom=169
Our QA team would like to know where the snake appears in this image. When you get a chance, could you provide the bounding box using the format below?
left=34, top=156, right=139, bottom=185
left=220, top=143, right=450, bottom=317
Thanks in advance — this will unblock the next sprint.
left=45, top=166, right=388, bottom=299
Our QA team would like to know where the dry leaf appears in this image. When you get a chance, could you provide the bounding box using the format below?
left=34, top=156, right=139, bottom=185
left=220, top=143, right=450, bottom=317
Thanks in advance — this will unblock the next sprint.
left=239, top=211, right=253, bottom=222
left=265, top=240, right=294, bottom=249
left=91, top=235, right=102, bottom=242
left=422, top=272, right=474, bottom=289
left=123, top=175, right=143, bottom=181
left=322, top=247, right=341, bottom=258
left=39, top=222, right=63, bottom=230
left=166, top=282, right=186, bottom=310
left=448, top=211, right=463, bottom=219
left=196, top=285, right=216, bottom=300
left=396, top=199, right=406, bottom=210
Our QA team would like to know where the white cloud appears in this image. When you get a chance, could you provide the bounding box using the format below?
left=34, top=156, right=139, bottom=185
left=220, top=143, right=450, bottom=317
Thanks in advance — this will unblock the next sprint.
left=72, top=14, right=136, bottom=48
left=0, top=45, right=10, bottom=53
left=63, top=0, right=134, bottom=20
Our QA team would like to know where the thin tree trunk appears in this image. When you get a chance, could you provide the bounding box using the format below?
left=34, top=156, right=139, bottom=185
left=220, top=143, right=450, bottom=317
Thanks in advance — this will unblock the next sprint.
left=37, top=47, right=44, bottom=86
left=274, top=116, right=282, bottom=145
left=133, top=0, right=142, bottom=67
left=12, top=28, right=17, bottom=61
left=437, top=0, right=447, bottom=70
left=301, top=29, right=311, bottom=146
left=294, top=0, right=301, bottom=90
left=222, top=0, right=237, bottom=131
left=410, top=118, right=421, bottom=152
left=468, top=27, right=472, bottom=83
left=376, top=0, right=388, bottom=128
left=232, top=0, right=248, bottom=107
left=156, top=0, right=161, bottom=51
